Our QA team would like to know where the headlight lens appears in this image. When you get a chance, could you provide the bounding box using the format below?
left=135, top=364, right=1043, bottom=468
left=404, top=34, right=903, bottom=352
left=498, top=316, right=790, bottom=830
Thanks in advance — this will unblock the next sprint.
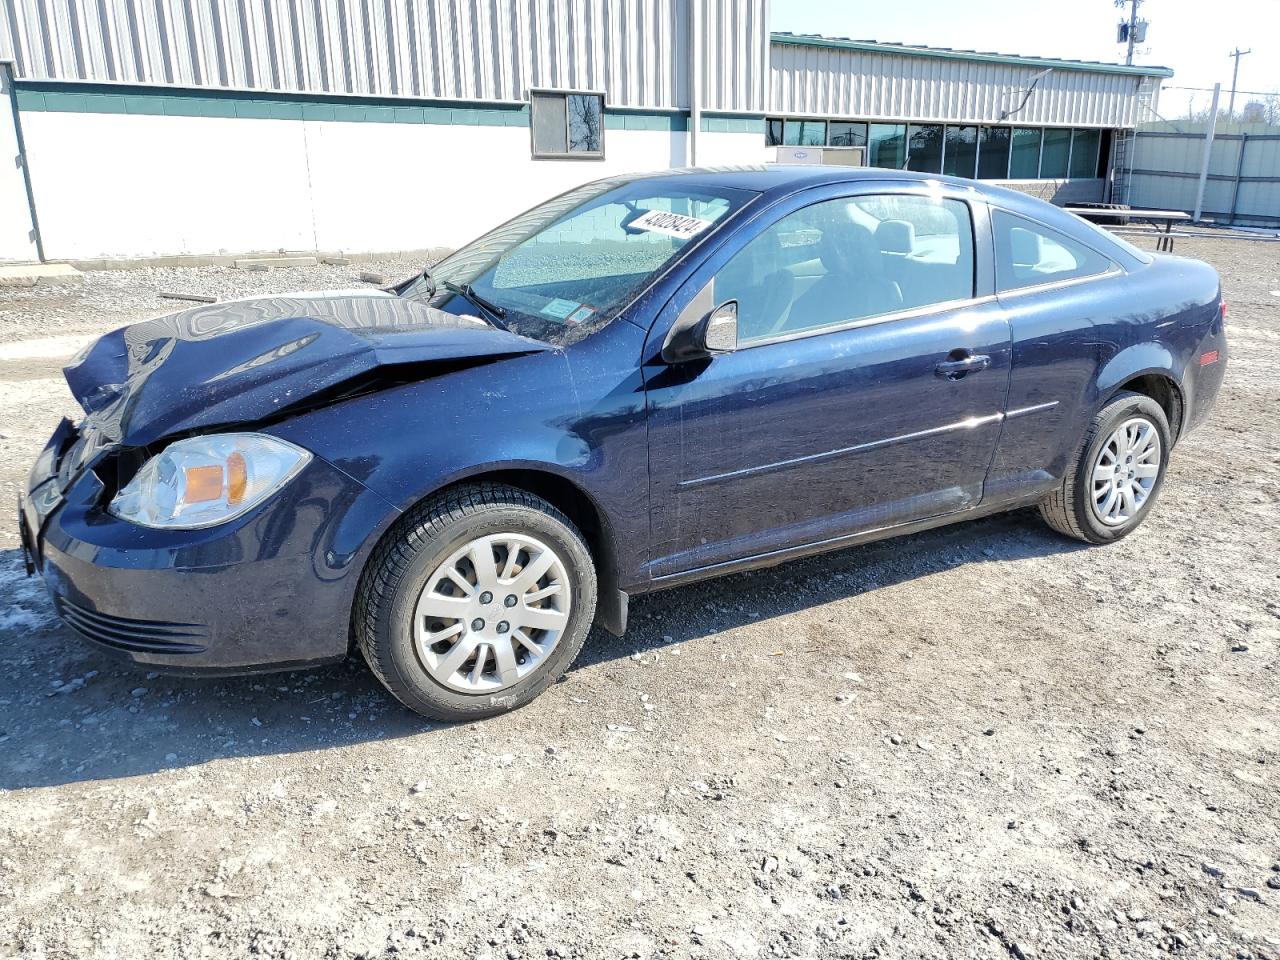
left=109, top=433, right=311, bottom=529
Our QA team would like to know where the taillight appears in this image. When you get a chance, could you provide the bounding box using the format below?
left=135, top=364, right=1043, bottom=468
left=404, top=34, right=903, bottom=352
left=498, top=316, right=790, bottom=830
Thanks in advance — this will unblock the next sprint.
left=1220, top=300, right=1227, bottom=319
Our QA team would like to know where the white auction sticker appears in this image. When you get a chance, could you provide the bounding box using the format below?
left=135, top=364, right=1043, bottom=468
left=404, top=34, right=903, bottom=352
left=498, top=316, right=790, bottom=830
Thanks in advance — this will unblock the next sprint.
left=630, top=209, right=713, bottom=239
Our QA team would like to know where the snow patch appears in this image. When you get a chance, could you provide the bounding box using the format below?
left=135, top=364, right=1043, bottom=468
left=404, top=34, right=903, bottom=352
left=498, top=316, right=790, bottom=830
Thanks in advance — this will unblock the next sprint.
left=0, top=556, right=56, bottom=629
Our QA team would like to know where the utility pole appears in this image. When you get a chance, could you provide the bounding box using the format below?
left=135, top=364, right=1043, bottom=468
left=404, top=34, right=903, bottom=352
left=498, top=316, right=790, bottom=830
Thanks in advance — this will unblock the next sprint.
left=1115, top=0, right=1143, bottom=65
left=1228, top=47, right=1252, bottom=118
left=1193, top=83, right=1221, bottom=222
left=1125, top=0, right=1138, bottom=65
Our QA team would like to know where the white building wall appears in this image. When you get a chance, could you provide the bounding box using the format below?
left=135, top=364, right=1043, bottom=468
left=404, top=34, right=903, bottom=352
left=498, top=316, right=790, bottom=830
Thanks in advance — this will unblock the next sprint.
left=19, top=109, right=690, bottom=259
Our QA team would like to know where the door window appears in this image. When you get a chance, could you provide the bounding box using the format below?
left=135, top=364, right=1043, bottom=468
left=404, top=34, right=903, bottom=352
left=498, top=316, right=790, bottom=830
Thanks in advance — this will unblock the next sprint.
left=993, top=210, right=1115, bottom=292
left=713, top=194, right=976, bottom=344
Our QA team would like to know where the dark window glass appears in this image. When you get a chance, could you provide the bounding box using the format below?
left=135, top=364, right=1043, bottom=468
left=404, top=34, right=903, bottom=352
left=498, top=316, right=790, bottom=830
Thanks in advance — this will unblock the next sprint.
left=993, top=210, right=1116, bottom=292
left=566, top=94, right=602, bottom=153
left=1040, top=128, right=1071, bottom=178
left=867, top=123, right=906, bottom=168
left=943, top=125, right=978, bottom=178
left=1069, top=128, right=1101, bottom=178
left=784, top=120, right=827, bottom=146
left=828, top=121, right=868, bottom=148
left=531, top=92, right=604, bottom=157
left=716, top=194, right=974, bottom=344
left=766, top=118, right=784, bottom=146
left=1009, top=128, right=1041, bottom=178
left=977, top=126, right=1011, bottom=179
left=906, top=124, right=944, bottom=173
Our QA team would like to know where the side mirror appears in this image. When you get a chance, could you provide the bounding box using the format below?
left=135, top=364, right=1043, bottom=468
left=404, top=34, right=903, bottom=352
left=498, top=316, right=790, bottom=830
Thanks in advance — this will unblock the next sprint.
left=662, top=296, right=739, bottom=364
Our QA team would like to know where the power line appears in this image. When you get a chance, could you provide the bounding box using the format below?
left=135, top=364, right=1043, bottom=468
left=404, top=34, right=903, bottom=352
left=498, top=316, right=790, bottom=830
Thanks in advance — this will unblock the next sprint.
left=1164, top=85, right=1277, bottom=97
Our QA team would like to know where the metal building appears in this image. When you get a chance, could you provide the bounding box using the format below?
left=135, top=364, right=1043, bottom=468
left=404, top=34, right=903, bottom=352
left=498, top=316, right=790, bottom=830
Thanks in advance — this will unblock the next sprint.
left=0, top=1, right=1170, bottom=262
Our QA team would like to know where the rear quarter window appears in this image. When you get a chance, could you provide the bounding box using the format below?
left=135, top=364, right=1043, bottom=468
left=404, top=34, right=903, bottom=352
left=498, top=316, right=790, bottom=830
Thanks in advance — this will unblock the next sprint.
left=993, top=210, right=1117, bottom=293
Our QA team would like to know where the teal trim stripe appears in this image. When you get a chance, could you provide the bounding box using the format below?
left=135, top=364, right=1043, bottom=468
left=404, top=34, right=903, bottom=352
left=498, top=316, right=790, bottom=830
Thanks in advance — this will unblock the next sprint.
left=604, top=110, right=689, bottom=132
left=701, top=114, right=766, bottom=134
left=770, top=33, right=1174, bottom=79
left=14, top=83, right=697, bottom=135
left=14, top=83, right=531, bottom=126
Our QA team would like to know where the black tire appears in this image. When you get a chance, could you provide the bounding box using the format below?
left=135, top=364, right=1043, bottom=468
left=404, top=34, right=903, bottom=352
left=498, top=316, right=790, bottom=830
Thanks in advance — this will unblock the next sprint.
left=1039, top=391, right=1172, bottom=544
left=354, top=483, right=597, bottom=721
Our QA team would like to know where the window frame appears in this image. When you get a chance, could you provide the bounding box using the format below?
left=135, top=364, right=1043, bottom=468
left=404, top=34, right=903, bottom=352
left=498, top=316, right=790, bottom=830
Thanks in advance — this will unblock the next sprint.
left=692, top=188, right=991, bottom=352
left=990, top=207, right=1123, bottom=297
left=529, top=88, right=606, bottom=161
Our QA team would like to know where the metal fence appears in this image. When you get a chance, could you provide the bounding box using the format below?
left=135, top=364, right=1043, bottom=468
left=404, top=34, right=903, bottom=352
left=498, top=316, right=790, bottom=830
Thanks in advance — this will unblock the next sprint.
left=1121, top=121, right=1280, bottom=227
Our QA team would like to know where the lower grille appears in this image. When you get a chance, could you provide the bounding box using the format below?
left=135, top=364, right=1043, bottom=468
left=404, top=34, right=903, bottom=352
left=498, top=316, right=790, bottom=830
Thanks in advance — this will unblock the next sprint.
left=55, top=598, right=209, bottom=655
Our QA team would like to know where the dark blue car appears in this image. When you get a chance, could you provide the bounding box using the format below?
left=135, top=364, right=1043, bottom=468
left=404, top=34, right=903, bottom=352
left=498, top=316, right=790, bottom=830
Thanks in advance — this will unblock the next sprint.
left=20, top=166, right=1227, bottom=720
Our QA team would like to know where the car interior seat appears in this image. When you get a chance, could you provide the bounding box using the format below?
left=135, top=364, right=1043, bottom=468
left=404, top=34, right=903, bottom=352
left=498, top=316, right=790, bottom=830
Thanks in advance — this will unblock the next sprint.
left=784, top=218, right=902, bottom=334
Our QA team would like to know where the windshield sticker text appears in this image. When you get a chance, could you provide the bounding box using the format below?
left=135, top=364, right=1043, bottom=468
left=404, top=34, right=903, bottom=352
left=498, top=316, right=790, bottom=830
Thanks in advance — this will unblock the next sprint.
left=630, top=209, right=713, bottom=239
left=541, top=298, right=581, bottom=320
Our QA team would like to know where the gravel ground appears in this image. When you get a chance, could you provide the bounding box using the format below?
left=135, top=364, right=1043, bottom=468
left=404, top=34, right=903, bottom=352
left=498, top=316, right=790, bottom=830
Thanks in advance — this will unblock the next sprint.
left=0, top=236, right=1278, bottom=959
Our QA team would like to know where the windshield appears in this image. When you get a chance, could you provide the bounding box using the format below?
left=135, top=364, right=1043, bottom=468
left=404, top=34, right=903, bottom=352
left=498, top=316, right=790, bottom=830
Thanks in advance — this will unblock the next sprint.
left=398, top=178, right=755, bottom=346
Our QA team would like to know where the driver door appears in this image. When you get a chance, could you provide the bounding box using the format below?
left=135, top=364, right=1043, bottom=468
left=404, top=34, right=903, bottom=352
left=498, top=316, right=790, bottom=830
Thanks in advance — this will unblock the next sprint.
left=642, top=185, right=1011, bottom=580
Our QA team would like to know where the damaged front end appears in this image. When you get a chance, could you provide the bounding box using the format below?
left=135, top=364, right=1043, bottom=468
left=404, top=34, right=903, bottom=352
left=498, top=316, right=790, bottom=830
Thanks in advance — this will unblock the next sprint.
left=57, top=291, right=551, bottom=501
left=24, top=291, right=550, bottom=670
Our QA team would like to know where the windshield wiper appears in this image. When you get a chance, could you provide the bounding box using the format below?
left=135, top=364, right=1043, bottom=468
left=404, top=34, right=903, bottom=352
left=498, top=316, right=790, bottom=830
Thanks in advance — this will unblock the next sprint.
left=417, top=266, right=437, bottom=295
left=440, top=280, right=509, bottom=331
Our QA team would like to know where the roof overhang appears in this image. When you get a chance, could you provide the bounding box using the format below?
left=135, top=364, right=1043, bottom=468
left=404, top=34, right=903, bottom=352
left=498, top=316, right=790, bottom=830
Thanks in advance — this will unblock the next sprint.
left=770, top=33, right=1174, bottom=80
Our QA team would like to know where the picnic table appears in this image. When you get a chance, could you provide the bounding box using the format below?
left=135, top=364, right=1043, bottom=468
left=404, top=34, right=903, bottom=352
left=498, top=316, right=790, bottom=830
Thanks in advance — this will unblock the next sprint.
left=1061, top=206, right=1193, bottom=253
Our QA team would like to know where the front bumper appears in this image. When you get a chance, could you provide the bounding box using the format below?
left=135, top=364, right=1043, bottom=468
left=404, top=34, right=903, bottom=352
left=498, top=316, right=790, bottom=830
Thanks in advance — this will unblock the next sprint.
left=22, top=422, right=398, bottom=673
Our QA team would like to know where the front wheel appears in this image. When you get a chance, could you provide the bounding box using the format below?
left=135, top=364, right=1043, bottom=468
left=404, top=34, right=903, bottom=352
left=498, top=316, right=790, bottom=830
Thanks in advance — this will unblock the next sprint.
left=354, top=483, right=597, bottom=721
left=1039, top=391, right=1172, bottom=544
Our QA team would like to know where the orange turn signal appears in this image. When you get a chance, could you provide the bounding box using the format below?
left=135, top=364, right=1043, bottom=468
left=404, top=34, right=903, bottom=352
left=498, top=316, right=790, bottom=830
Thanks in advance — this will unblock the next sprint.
left=227, top=451, right=248, bottom=505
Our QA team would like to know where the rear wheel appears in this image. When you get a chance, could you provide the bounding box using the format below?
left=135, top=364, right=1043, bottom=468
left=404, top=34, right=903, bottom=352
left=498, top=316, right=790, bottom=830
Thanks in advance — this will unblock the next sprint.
left=1039, top=391, right=1171, bottom=544
left=354, top=483, right=597, bottom=721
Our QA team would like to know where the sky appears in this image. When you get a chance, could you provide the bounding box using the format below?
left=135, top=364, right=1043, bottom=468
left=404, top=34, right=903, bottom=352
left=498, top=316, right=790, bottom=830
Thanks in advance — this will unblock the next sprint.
left=770, top=0, right=1280, bottom=115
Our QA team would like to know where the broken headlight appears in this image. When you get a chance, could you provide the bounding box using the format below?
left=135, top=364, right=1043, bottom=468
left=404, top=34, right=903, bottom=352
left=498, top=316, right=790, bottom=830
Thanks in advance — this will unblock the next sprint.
left=109, top=433, right=311, bottom=529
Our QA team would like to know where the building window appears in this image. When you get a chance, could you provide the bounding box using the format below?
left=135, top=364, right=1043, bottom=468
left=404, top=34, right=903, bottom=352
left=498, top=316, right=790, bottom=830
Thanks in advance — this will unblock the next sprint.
left=531, top=91, right=603, bottom=159
left=1009, top=127, right=1043, bottom=178
left=977, top=126, right=1012, bottom=179
left=906, top=124, right=944, bottom=173
left=944, top=125, right=979, bottom=178
left=784, top=119, right=826, bottom=146
left=1040, top=128, right=1072, bottom=178
left=766, top=118, right=784, bottom=146
left=828, top=121, right=867, bottom=148
left=867, top=124, right=906, bottom=168
left=1069, top=128, right=1101, bottom=178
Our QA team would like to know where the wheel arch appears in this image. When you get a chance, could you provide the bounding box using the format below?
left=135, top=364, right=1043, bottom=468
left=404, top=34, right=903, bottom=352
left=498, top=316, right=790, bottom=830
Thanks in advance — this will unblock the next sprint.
left=353, top=465, right=628, bottom=643
left=1111, top=372, right=1184, bottom=439
left=1096, top=344, right=1186, bottom=440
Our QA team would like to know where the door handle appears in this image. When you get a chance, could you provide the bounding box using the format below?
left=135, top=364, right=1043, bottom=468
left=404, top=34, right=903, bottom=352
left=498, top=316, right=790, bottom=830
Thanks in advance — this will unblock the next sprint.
left=935, top=353, right=991, bottom=379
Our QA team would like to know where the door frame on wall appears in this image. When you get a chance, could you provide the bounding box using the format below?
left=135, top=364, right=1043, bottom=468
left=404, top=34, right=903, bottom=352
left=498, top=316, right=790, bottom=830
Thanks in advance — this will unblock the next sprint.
left=0, top=61, right=43, bottom=262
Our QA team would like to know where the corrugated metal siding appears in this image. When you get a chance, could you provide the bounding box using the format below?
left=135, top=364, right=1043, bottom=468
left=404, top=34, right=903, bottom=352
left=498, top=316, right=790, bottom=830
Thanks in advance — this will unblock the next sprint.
left=769, top=42, right=1148, bottom=127
left=0, top=0, right=765, bottom=110
left=699, top=0, right=768, bottom=114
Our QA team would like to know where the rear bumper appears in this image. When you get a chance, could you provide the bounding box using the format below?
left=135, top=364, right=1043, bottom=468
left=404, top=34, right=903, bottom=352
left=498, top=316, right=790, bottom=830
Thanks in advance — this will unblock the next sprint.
left=23, top=427, right=398, bottom=673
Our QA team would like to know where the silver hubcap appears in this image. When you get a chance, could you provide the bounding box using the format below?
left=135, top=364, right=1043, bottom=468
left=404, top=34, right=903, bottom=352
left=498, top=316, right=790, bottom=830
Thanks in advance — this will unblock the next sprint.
left=1090, top=417, right=1161, bottom=527
left=414, top=533, right=572, bottom=694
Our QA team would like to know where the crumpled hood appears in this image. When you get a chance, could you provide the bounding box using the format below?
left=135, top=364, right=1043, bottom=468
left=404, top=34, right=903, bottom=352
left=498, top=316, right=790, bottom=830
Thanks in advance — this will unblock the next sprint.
left=65, top=290, right=550, bottom=447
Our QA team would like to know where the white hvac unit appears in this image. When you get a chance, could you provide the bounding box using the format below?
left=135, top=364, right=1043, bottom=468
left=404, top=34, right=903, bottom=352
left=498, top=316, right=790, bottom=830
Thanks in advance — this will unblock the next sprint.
left=773, top=146, right=865, bottom=166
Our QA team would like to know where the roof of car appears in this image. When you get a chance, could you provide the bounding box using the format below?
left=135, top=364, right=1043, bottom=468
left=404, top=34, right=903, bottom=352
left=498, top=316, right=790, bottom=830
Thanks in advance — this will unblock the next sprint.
left=598, top=165, right=1149, bottom=269
left=607, top=164, right=1039, bottom=207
